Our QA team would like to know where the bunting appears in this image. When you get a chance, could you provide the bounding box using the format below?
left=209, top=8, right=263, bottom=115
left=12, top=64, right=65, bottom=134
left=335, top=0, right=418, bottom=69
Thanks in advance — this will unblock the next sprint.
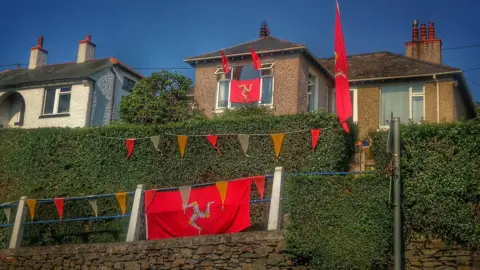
left=215, top=181, right=228, bottom=211
left=88, top=199, right=98, bottom=217
left=237, top=134, right=250, bottom=156
left=3, top=208, right=11, bottom=224
left=252, top=176, right=266, bottom=199
left=126, top=139, right=135, bottom=159
left=144, top=190, right=156, bottom=212
left=271, top=133, right=285, bottom=160
left=177, top=135, right=188, bottom=158
left=311, top=129, right=322, bottom=152
left=150, top=135, right=160, bottom=151
left=206, top=135, right=221, bottom=156
left=178, top=186, right=192, bottom=213
left=116, top=192, right=127, bottom=215
left=26, top=199, right=36, bottom=221
left=53, top=198, right=65, bottom=220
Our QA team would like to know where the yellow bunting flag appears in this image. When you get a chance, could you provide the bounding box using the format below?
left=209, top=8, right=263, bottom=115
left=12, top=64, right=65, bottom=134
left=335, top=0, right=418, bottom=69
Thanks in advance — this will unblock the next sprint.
left=116, top=192, right=127, bottom=215
left=178, top=186, right=191, bottom=213
left=177, top=135, right=188, bottom=158
left=271, top=133, right=285, bottom=160
left=215, top=181, right=228, bottom=211
left=26, top=199, right=36, bottom=221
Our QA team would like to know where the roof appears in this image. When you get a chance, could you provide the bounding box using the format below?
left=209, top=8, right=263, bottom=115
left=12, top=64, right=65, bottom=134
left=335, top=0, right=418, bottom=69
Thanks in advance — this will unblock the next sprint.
left=0, top=58, right=144, bottom=88
left=184, top=36, right=306, bottom=61
left=318, top=51, right=461, bottom=81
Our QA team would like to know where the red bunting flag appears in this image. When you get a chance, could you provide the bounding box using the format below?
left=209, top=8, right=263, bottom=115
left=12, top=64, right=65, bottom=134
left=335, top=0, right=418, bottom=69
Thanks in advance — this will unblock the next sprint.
left=249, top=46, right=262, bottom=70
left=53, top=198, right=64, bottom=220
left=125, top=139, right=135, bottom=159
left=221, top=50, right=231, bottom=74
left=230, top=79, right=261, bottom=103
left=206, top=135, right=221, bottom=156
left=146, top=178, right=252, bottom=239
left=334, top=1, right=352, bottom=133
left=252, top=176, right=266, bottom=199
left=144, top=190, right=156, bottom=212
left=311, top=129, right=322, bottom=152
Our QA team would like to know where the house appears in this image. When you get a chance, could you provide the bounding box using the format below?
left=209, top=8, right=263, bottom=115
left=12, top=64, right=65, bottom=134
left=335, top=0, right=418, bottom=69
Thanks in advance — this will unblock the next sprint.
left=0, top=35, right=143, bottom=129
left=184, top=21, right=476, bottom=136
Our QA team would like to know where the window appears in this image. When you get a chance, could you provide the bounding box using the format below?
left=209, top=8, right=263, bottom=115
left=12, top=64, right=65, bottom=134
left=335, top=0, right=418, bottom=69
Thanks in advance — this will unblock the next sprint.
left=380, top=83, right=424, bottom=127
left=215, top=63, right=274, bottom=109
left=122, top=76, right=136, bottom=92
left=307, top=73, right=317, bottom=112
left=43, top=87, right=71, bottom=115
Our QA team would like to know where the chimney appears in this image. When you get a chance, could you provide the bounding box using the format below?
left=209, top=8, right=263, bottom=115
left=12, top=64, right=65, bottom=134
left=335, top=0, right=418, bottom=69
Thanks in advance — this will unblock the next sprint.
left=405, top=20, right=442, bottom=64
left=260, top=21, right=270, bottom=38
left=28, top=36, right=47, bottom=69
left=77, top=34, right=96, bottom=63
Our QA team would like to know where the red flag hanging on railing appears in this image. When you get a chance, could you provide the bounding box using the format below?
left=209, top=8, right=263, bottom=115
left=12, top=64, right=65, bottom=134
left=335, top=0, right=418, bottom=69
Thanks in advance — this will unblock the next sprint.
left=221, top=50, right=231, bottom=74
left=334, top=1, right=352, bottom=133
left=249, top=46, right=262, bottom=70
left=53, top=198, right=64, bottom=220
left=252, top=176, right=266, bottom=199
left=146, top=179, right=252, bottom=239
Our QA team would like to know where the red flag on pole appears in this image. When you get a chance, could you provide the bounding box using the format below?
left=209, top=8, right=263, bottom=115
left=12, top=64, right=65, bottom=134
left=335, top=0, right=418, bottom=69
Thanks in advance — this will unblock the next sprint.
left=249, top=46, right=262, bottom=70
left=221, top=50, right=231, bottom=74
left=53, top=198, right=64, bottom=220
left=334, top=1, right=352, bottom=133
left=125, top=139, right=135, bottom=159
left=146, top=179, right=252, bottom=239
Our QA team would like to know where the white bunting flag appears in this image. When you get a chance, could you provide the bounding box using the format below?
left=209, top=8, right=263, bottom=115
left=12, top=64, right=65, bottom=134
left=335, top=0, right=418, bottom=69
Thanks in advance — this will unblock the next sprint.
left=88, top=199, right=98, bottom=217
left=238, top=134, right=250, bottom=156
left=3, top=208, right=11, bottom=224
left=150, top=135, right=160, bottom=151
left=178, top=186, right=191, bottom=213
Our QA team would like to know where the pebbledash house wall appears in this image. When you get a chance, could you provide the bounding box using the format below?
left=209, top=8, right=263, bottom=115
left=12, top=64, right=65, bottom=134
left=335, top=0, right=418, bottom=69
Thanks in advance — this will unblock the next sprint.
left=193, top=54, right=331, bottom=117
left=356, top=79, right=465, bottom=137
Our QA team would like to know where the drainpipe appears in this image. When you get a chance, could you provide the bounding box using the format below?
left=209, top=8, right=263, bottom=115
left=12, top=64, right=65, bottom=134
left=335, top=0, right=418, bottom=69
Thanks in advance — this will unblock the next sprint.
left=109, top=66, right=117, bottom=124
left=433, top=74, right=440, bottom=123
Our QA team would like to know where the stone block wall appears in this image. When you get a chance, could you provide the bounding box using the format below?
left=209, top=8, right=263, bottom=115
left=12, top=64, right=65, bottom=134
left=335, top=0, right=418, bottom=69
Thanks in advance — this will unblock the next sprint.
left=406, top=237, right=480, bottom=269
left=0, top=231, right=310, bottom=270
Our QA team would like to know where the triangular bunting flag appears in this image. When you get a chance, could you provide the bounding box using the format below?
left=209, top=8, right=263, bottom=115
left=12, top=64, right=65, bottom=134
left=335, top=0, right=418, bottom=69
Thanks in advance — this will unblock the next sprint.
left=252, top=176, right=266, bottom=199
left=178, top=186, right=192, bottom=213
left=150, top=135, right=160, bottom=151
left=53, top=198, right=65, bottom=220
left=88, top=199, right=98, bottom=217
left=116, top=192, right=127, bottom=215
left=26, top=199, right=36, bottom=221
left=144, top=190, right=156, bottom=212
left=126, top=139, right=135, bottom=159
left=311, top=129, right=322, bottom=152
left=271, top=133, right=285, bottom=160
left=215, top=181, right=228, bottom=211
left=206, top=135, right=221, bottom=156
left=177, top=135, right=188, bottom=158
left=3, top=208, right=11, bottom=224
left=238, top=134, right=250, bottom=156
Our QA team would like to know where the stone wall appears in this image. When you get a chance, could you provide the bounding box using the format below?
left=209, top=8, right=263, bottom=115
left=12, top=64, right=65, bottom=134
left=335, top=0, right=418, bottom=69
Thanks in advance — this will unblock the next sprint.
left=406, top=237, right=480, bottom=269
left=0, top=231, right=309, bottom=270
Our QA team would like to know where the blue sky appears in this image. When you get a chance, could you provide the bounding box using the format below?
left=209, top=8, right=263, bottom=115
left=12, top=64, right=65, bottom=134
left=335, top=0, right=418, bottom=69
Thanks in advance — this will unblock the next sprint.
left=1, top=0, right=479, bottom=100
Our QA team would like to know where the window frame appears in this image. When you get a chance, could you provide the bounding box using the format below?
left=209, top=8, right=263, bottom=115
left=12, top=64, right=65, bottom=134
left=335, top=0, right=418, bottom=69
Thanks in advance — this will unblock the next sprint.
left=379, top=83, right=425, bottom=129
left=214, top=63, right=275, bottom=111
left=307, top=72, right=318, bottom=112
left=42, top=86, right=72, bottom=115
left=122, top=76, right=136, bottom=92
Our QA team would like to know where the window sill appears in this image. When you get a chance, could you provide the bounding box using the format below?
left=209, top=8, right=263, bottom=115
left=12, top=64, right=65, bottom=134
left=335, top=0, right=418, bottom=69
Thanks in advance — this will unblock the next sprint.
left=39, top=113, right=70, bottom=119
left=213, top=104, right=274, bottom=114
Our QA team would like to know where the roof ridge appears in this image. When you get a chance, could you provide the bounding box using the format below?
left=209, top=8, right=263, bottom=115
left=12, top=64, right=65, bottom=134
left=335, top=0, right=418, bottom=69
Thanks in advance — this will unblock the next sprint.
left=185, top=37, right=263, bottom=59
left=382, top=51, right=461, bottom=71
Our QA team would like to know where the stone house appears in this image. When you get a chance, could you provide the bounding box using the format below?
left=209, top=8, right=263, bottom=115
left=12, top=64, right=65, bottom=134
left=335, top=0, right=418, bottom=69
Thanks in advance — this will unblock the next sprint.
left=0, top=35, right=143, bottom=129
left=184, top=21, right=476, bottom=136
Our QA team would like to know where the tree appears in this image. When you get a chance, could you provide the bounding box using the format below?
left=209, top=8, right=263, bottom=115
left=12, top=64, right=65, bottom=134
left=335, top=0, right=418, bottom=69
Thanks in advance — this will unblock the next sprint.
left=120, top=71, right=202, bottom=124
left=476, top=101, right=480, bottom=116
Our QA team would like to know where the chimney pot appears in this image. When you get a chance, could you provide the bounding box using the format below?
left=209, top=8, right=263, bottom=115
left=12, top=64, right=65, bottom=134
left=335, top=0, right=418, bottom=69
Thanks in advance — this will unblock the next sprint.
left=412, top=20, right=419, bottom=41
left=428, top=22, right=435, bottom=40
left=420, top=24, right=427, bottom=41
left=260, top=21, right=270, bottom=38
left=86, top=35, right=91, bottom=41
left=37, top=36, right=44, bottom=48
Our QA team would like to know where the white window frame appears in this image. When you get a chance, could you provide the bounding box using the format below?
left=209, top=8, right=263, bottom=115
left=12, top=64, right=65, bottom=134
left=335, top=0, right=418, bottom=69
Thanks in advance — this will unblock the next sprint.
left=43, top=86, right=72, bottom=115
left=307, top=72, right=319, bottom=112
left=214, top=63, right=274, bottom=112
left=379, top=84, right=425, bottom=129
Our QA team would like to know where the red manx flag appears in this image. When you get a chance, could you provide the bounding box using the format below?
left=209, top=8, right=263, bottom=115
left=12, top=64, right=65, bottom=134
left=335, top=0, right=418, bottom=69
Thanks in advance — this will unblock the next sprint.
left=249, top=46, right=262, bottom=70
left=221, top=50, right=231, bottom=74
left=146, top=179, right=252, bottom=239
left=230, top=79, right=261, bottom=103
left=334, top=2, right=352, bottom=133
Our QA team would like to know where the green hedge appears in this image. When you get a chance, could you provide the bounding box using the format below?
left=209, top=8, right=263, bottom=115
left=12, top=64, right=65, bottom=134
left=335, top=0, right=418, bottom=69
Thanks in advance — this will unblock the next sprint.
left=370, top=119, right=480, bottom=247
left=284, top=174, right=392, bottom=269
left=0, top=112, right=350, bottom=248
